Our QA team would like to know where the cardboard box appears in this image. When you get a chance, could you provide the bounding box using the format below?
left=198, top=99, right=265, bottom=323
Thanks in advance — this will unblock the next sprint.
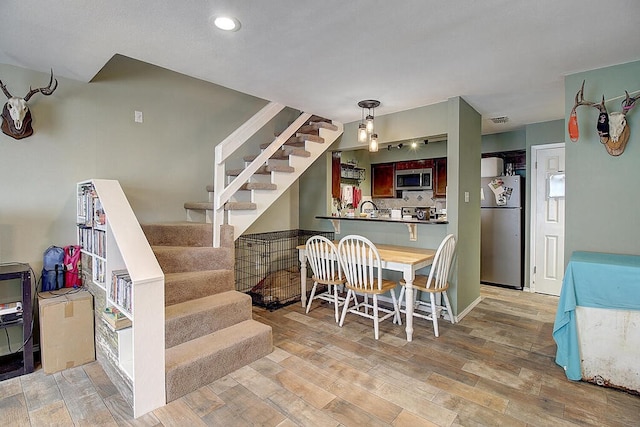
left=39, top=290, right=95, bottom=374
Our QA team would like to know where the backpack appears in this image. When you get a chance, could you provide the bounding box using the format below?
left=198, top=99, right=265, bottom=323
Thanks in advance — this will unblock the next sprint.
left=64, top=245, right=82, bottom=288
left=41, top=246, right=65, bottom=291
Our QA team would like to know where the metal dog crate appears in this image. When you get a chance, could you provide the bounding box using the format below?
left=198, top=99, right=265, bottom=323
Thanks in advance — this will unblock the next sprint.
left=235, top=229, right=334, bottom=310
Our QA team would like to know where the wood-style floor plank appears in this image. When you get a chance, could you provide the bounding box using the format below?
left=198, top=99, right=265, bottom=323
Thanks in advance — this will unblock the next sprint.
left=7, top=285, right=640, bottom=426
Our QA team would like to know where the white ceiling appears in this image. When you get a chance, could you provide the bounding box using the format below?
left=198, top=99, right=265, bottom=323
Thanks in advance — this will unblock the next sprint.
left=2, top=1, right=640, bottom=135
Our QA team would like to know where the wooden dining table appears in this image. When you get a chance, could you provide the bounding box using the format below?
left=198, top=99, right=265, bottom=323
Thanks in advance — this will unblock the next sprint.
left=297, top=241, right=436, bottom=342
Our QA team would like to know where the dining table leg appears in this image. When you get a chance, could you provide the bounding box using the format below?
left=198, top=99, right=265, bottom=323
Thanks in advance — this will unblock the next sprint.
left=403, top=270, right=414, bottom=342
left=299, top=249, right=307, bottom=308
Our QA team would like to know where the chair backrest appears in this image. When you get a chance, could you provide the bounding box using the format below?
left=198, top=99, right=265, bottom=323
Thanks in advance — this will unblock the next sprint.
left=337, top=235, right=383, bottom=291
left=425, top=234, right=456, bottom=290
left=305, top=235, right=342, bottom=282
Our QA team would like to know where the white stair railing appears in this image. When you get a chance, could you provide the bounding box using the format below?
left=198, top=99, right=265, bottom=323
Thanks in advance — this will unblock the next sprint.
left=212, top=101, right=342, bottom=247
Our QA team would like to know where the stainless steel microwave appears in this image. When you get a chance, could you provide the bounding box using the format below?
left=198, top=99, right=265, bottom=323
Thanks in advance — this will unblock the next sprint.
left=395, top=168, right=433, bottom=191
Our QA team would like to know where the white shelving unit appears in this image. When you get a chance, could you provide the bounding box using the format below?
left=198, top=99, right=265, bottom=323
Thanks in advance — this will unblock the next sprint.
left=77, top=179, right=165, bottom=418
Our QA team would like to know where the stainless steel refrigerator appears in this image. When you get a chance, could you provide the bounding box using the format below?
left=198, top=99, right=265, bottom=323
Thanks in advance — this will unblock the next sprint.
left=480, top=175, right=523, bottom=289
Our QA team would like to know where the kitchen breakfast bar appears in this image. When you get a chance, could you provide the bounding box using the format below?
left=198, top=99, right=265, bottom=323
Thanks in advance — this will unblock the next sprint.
left=297, top=215, right=450, bottom=341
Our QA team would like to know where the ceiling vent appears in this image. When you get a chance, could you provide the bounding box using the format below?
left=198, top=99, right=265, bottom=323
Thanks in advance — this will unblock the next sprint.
left=490, top=116, right=509, bottom=124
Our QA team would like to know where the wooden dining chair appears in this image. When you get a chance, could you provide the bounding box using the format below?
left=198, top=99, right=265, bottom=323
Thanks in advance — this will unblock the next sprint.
left=337, top=235, right=400, bottom=340
left=398, top=233, right=456, bottom=337
left=305, top=235, right=346, bottom=322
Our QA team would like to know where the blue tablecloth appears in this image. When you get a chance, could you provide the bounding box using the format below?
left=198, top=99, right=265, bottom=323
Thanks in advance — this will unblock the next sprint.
left=553, top=251, right=640, bottom=380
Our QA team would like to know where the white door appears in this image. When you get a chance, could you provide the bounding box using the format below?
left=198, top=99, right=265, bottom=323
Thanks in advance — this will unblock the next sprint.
left=530, top=144, right=565, bottom=296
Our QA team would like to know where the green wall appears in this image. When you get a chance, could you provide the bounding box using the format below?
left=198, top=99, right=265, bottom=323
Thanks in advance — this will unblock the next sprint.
left=564, top=60, right=640, bottom=258
left=301, top=96, right=483, bottom=317
left=0, top=56, right=300, bottom=273
left=446, top=97, right=482, bottom=315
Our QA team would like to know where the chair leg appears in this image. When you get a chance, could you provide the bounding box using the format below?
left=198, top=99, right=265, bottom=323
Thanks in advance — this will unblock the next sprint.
left=442, top=291, right=455, bottom=324
left=430, top=292, right=439, bottom=337
left=332, top=284, right=340, bottom=323
left=339, top=290, right=352, bottom=327
left=372, top=294, right=380, bottom=340
left=305, top=282, right=318, bottom=314
left=390, top=289, right=402, bottom=326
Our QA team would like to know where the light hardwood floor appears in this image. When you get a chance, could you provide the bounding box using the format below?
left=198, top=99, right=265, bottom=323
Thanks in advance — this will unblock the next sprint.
left=2, top=285, right=639, bottom=426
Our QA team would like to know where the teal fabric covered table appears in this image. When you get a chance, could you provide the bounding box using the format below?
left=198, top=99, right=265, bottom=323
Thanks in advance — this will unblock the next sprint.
left=552, top=251, right=640, bottom=380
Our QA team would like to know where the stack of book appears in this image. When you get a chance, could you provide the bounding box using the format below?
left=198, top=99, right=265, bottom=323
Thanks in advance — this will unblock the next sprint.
left=102, top=306, right=132, bottom=330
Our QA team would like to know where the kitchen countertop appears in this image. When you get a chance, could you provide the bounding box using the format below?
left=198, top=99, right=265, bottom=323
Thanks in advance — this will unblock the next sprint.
left=316, top=215, right=448, bottom=225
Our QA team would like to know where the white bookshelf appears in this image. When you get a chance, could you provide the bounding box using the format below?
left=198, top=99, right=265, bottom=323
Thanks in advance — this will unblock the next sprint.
left=77, top=179, right=165, bottom=418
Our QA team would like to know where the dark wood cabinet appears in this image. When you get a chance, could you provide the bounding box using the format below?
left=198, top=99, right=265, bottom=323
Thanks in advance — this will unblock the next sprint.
left=434, top=157, right=447, bottom=198
left=395, top=159, right=433, bottom=170
left=371, top=163, right=395, bottom=198
left=331, top=152, right=341, bottom=199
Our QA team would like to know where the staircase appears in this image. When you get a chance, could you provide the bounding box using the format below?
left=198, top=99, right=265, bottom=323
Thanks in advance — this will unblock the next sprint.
left=142, top=221, right=273, bottom=402
left=138, top=105, right=342, bottom=404
left=183, top=103, right=343, bottom=246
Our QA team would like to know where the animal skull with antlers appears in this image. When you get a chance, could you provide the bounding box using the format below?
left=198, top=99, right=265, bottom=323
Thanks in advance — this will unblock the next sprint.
left=568, top=80, right=638, bottom=156
left=0, top=69, right=58, bottom=140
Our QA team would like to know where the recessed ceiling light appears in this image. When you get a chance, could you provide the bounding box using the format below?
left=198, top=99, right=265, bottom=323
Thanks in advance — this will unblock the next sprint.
left=212, top=15, right=241, bottom=32
left=490, top=116, right=509, bottom=124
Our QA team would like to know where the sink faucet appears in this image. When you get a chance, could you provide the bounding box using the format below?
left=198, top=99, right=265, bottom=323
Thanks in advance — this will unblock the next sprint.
left=360, top=200, right=378, bottom=212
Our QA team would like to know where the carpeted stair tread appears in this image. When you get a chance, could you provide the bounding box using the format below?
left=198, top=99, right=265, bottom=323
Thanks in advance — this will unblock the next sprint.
left=183, top=201, right=213, bottom=210
left=153, top=246, right=234, bottom=273
left=164, top=270, right=234, bottom=306
left=165, top=319, right=273, bottom=402
left=142, top=222, right=213, bottom=247
left=206, top=182, right=277, bottom=192
left=165, top=291, right=252, bottom=348
left=261, top=134, right=323, bottom=149
left=298, top=121, right=338, bottom=133
left=225, top=202, right=256, bottom=211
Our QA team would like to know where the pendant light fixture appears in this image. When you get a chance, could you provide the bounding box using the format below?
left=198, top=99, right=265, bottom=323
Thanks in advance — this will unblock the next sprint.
left=357, top=100, right=380, bottom=152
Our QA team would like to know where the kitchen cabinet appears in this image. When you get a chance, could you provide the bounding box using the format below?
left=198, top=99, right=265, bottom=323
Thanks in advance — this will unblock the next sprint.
left=331, top=152, right=341, bottom=199
left=434, top=157, right=447, bottom=198
left=371, top=163, right=395, bottom=198
left=395, top=159, right=433, bottom=170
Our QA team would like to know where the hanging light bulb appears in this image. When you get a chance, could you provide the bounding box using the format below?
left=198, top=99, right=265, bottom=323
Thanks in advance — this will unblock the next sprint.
left=366, top=114, right=374, bottom=134
left=369, top=133, right=379, bottom=152
left=357, top=123, right=368, bottom=143
left=357, top=100, right=381, bottom=152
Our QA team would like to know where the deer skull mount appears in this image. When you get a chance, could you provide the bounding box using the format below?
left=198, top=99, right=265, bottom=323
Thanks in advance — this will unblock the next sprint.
left=0, top=69, right=58, bottom=140
left=568, top=80, right=638, bottom=156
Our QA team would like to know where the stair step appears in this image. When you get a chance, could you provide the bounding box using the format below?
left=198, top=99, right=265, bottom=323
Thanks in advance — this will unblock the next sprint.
left=165, top=319, right=273, bottom=402
left=259, top=134, right=323, bottom=150
left=225, top=201, right=256, bottom=211
left=244, top=147, right=310, bottom=161
left=227, top=168, right=268, bottom=176
left=307, top=115, right=332, bottom=124
left=164, top=270, right=234, bottom=306
left=153, top=246, right=234, bottom=273
left=165, top=291, right=252, bottom=349
left=298, top=121, right=339, bottom=134
left=259, top=164, right=294, bottom=173
left=183, top=201, right=258, bottom=211
left=228, top=165, right=294, bottom=175
left=143, top=222, right=212, bottom=247
left=206, top=182, right=277, bottom=193
left=184, top=201, right=213, bottom=210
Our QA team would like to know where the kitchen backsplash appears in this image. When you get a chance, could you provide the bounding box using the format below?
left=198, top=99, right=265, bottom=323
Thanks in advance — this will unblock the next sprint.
left=373, top=190, right=447, bottom=212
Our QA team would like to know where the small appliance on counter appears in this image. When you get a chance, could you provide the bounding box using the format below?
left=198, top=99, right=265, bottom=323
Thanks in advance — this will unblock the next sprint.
left=401, top=206, right=435, bottom=220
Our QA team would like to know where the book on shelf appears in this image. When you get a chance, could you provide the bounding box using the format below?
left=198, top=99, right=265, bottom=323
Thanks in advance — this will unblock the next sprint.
left=110, top=269, right=132, bottom=314
left=102, top=306, right=132, bottom=330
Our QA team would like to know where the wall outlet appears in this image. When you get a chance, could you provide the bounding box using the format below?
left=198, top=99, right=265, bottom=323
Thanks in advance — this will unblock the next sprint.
left=464, top=191, right=469, bottom=202
left=134, top=110, right=143, bottom=123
